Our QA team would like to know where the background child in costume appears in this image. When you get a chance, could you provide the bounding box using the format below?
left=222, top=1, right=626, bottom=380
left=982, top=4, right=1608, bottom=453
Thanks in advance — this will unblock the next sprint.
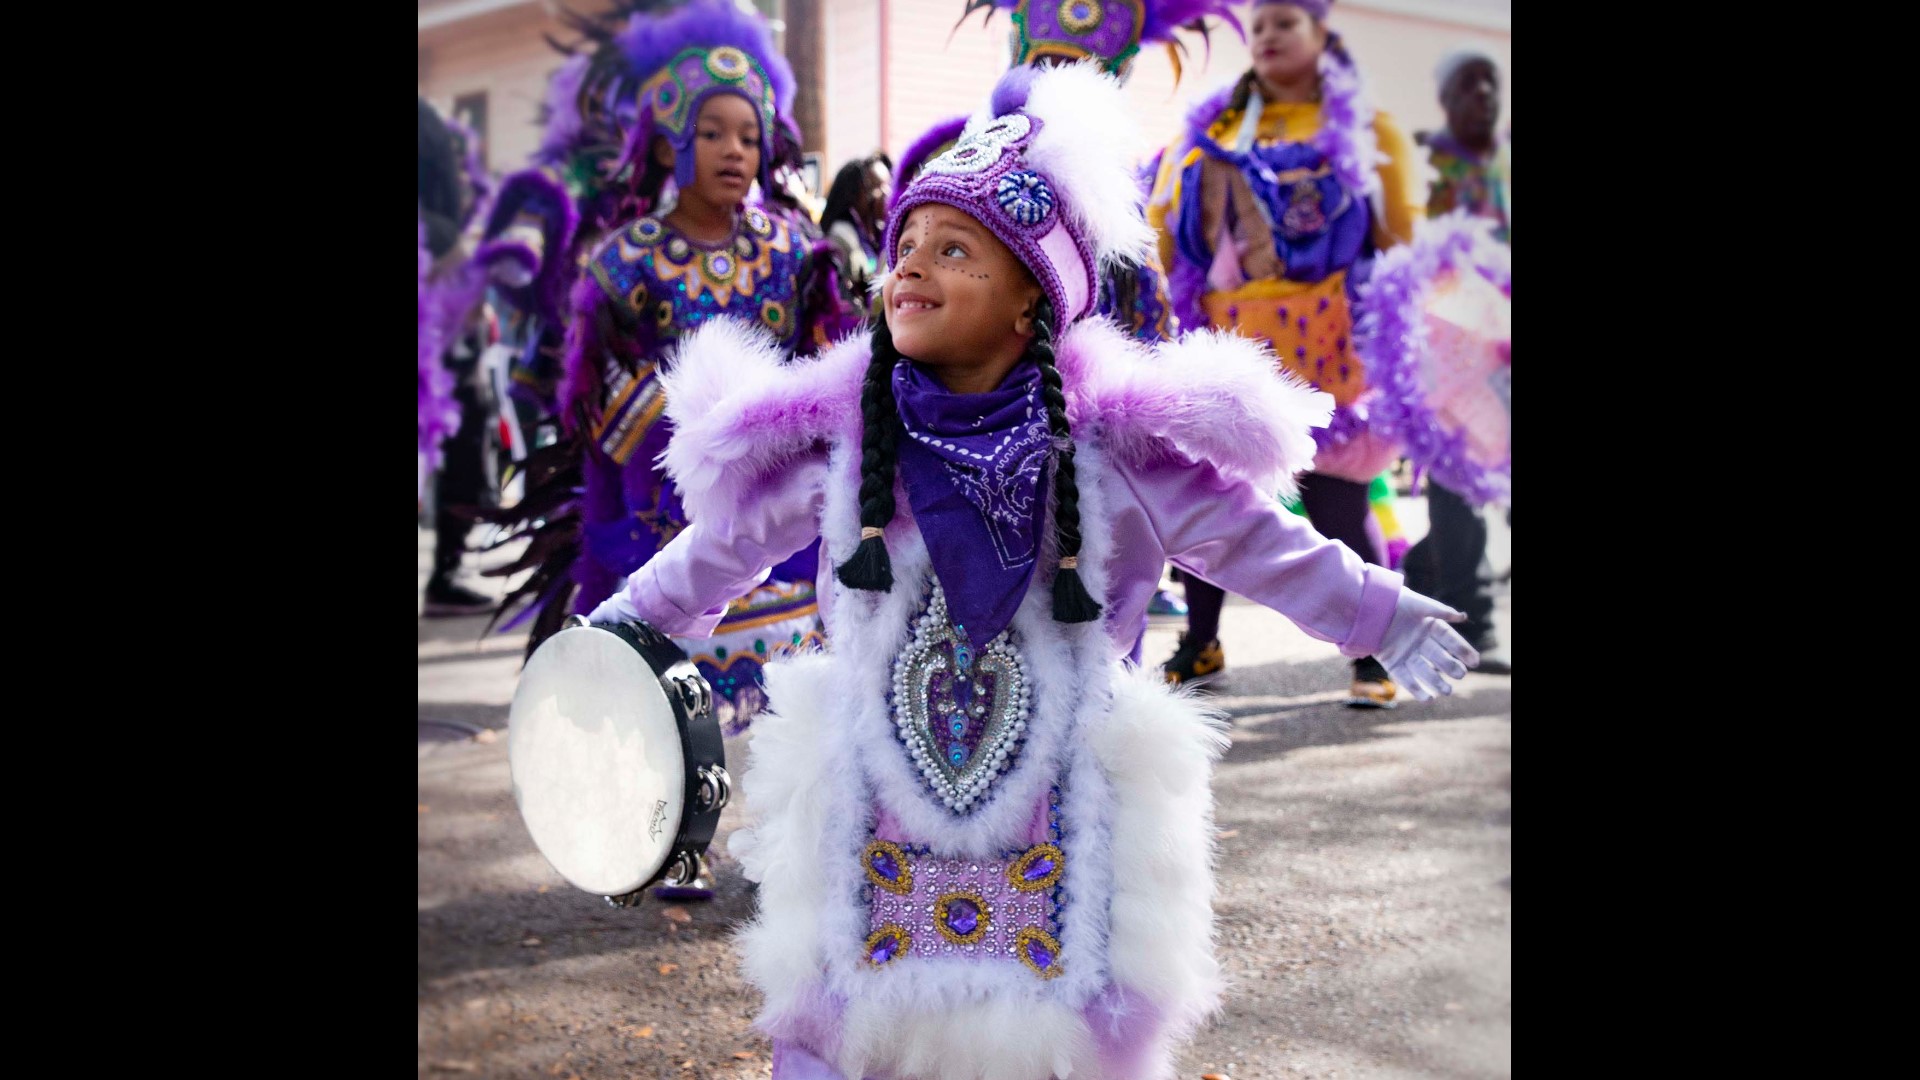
left=1146, top=0, right=1424, bottom=706
left=559, top=0, right=857, bottom=729
left=587, top=63, right=1477, bottom=1080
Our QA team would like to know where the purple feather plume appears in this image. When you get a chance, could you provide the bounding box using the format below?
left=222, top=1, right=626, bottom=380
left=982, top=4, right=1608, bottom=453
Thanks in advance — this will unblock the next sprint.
left=1312, top=36, right=1385, bottom=201
left=889, top=114, right=969, bottom=214
left=612, top=0, right=796, bottom=122
left=418, top=219, right=464, bottom=491
left=990, top=64, right=1042, bottom=116
left=1139, top=0, right=1248, bottom=46
left=1354, top=211, right=1511, bottom=506
left=533, top=53, right=592, bottom=167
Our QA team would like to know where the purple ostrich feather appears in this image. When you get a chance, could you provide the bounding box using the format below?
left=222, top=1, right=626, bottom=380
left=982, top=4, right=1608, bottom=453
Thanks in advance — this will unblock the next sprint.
left=612, top=0, right=795, bottom=123
left=971, top=0, right=1247, bottom=49
left=533, top=53, right=592, bottom=167
left=990, top=64, right=1042, bottom=116
left=1354, top=211, right=1511, bottom=505
left=1312, top=36, right=1385, bottom=201
left=418, top=219, right=464, bottom=490
left=890, top=114, right=970, bottom=214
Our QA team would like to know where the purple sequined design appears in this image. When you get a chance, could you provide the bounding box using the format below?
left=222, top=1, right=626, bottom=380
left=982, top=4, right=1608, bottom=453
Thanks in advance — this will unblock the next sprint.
left=862, top=789, right=1065, bottom=977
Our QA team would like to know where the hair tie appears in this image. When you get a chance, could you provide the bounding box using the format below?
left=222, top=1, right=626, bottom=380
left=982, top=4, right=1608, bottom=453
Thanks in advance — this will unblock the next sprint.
left=861, top=527, right=885, bottom=540
left=1057, top=556, right=1078, bottom=570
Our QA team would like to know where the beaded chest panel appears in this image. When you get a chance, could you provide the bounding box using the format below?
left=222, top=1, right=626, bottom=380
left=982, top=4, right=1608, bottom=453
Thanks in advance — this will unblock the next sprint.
left=888, top=583, right=1032, bottom=815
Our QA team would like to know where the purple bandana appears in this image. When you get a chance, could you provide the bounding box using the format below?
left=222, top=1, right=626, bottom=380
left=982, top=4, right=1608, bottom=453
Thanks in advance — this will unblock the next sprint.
left=892, top=359, right=1052, bottom=650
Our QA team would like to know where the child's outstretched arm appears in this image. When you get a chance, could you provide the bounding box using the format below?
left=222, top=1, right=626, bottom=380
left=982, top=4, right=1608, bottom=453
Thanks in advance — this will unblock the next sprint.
left=1119, top=453, right=1478, bottom=700
left=587, top=457, right=828, bottom=636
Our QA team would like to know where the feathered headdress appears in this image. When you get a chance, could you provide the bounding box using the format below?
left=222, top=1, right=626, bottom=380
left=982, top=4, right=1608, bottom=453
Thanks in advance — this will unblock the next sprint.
left=886, top=62, right=1155, bottom=326
left=567, top=0, right=795, bottom=200
left=960, top=0, right=1244, bottom=83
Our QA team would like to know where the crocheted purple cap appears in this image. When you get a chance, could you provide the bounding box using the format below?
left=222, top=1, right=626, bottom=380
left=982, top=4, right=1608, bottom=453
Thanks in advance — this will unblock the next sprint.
left=884, top=113, right=1099, bottom=324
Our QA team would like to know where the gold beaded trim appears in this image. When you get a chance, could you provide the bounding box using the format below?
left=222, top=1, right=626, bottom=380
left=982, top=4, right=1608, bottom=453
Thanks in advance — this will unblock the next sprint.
left=1013, top=926, right=1063, bottom=980
left=931, top=889, right=991, bottom=946
left=861, top=839, right=914, bottom=895
left=864, top=924, right=912, bottom=968
left=1006, top=842, right=1065, bottom=893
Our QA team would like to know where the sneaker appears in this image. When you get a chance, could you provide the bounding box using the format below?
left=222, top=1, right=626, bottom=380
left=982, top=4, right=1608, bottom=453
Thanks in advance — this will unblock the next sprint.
left=1147, top=589, right=1189, bottom=617
left=1162, top=633, right=1225, bottom=687
left=424, top=579, right=494, bottom=617
left=1346, top=657, right=1398, bottom=709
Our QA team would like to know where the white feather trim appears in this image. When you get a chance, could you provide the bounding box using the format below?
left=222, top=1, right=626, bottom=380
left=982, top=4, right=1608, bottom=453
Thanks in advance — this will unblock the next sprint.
left=1057, top=318, right=1334, bottom=501
left=656, top=318, right=868, bottom=525
left=1020, top=61, right=1157, bottom=270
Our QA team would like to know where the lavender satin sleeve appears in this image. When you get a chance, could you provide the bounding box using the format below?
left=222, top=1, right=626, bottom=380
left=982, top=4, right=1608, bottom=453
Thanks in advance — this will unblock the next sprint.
left=1112, top=453, right=1403, bottom=658
left=621, top=456, right=830, bottom=637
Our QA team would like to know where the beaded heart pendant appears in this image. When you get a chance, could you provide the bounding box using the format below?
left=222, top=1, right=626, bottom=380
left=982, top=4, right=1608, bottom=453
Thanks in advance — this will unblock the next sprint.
left=889, top=584, right=1032, bottom=813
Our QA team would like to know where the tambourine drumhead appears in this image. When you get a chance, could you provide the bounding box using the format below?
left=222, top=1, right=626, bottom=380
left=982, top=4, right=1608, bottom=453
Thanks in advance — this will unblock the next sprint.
left=509, top=625, right=686, bottom=896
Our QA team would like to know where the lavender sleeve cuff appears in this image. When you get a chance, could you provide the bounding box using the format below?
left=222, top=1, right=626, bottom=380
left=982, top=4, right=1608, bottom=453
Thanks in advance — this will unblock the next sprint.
left=1339, top=565, right=1403, bottom=659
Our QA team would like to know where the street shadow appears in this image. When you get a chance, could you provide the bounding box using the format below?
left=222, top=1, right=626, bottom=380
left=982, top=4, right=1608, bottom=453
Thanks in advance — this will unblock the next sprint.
left=1197, top=656, right=1510, bottom=768
left=420, top=699, right=511, bottom=733
left=418, top=854, right=759, bottom=985
left=418, top=613, right=528, bottom=648
left=418, top=641, right=531, bottom=667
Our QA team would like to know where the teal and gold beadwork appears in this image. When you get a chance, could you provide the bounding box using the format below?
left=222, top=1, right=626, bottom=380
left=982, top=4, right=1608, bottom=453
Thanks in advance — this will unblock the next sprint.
left=1057, top=0, right=1104, bottom=34
left=933, top=889, right=991, bottom=945
left=863, top=839, right=914, bottom=895
left=1006, top=842, right=1064, bottom=893
left=705, top=45, right=751, bottom=81
left=1013, top=926, right=1063, bottom=979
left=589, top=210, right=807, bottom=348
left=865, top=924, right=912, bottom=967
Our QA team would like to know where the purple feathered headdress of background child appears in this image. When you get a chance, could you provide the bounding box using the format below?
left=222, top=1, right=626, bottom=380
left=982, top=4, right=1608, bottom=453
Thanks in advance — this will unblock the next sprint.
left=573, top=0, right=796, bottom=207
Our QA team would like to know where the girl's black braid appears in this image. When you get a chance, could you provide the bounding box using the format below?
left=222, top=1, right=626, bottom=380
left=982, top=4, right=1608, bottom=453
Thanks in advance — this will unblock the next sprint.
left=834, top=319, right=901, bottom=592
left=1030, top=299, right=1102, bottom=624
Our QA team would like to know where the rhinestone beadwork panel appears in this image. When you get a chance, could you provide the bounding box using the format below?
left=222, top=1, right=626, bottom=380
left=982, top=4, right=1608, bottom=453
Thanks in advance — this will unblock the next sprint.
left=863, top=839, right=1064, bottom=975
left=889, top=584, right=1032, bottom=814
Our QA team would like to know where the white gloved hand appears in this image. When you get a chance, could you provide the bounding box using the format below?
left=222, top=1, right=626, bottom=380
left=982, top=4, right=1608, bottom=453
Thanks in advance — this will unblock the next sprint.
left=1375, top=588, right=1481, bottom=702
left=586, top=587, right=643, bottom=628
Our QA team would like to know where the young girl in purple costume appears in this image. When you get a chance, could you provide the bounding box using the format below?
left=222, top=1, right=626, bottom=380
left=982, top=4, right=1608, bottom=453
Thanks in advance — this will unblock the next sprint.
left=587, top=63, right=1476, bottom=1079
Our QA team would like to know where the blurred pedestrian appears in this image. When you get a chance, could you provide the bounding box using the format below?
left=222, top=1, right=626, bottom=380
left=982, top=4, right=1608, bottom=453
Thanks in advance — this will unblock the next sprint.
left=419, top=96, right=502, bottom=617
left=819, top=152, right=892, bottom=313
left=1145, top=0, right=1425, bottom=706
left=1402, top=47, right=1510, bottom=673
